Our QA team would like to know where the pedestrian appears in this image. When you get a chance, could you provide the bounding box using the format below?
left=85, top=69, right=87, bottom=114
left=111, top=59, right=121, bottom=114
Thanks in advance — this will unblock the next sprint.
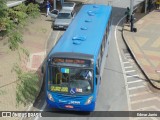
left=125, top=7, right=130, bottom=23
left=46, top=0, right=51, bottom=17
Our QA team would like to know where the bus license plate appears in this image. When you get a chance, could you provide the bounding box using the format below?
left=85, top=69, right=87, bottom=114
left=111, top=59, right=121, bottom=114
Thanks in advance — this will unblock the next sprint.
left=65, top=105, right=73, bottom=109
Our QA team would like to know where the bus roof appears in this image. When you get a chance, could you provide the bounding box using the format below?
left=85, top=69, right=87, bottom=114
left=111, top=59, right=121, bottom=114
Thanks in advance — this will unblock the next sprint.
left=49, top=4, right=112, bottom=58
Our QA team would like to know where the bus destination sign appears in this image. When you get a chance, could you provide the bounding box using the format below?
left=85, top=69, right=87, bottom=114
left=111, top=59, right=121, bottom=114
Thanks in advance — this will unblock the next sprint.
left=52, top=58, right=90, bottom=66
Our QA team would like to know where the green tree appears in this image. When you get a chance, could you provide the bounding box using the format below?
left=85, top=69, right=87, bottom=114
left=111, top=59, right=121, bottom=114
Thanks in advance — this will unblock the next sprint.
left=0, top=1, right=40, bottom=50
left=12, top=64, right=39, bottom=106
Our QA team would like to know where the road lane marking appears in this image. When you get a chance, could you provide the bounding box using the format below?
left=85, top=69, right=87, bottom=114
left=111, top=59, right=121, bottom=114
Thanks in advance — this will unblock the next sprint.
left=53, top=31, right=60, bottom=46
left=115, top=15, right=132, bottom=111
left=34, top=101, right=47, bottom=120
left=128, top=85, right=146, bottom=90
left=131, top=97, right=160, bottom=104
left=126, top=56, right=132, bottom=59
left=129, top=91, right=152, bottom=97
left=45, top=25, right=53, bottom=54
left=125, top=54, right=131, bottom=56
left=126, top=74, right=139, bottom=78
left=125, top=70, right=136, bottom=73
left=124, top=66, right=133, bottom=69
left=40, top=101, right=47, bottom=111
left=136, top=106, right=160, bottom=111
left=127, top=79, right=143, bottom=84
left=123, top=61, right=130, bottom=64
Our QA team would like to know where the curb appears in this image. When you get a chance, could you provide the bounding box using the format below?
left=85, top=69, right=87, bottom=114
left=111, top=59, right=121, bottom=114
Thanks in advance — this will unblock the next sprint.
left=122, top=24, right=160, bottom=90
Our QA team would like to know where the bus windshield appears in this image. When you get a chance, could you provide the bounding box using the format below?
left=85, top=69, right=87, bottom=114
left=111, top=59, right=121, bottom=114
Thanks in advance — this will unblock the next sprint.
left=48, top=66, right=93, bottom=95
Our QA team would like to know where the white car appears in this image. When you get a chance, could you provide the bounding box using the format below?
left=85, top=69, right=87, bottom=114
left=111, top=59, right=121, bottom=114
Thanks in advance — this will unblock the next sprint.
left=48, top=2, right=76, bottom=20
left=52, top=9, right=76, bottom=30
left=62, top=2, right=76, bottom=11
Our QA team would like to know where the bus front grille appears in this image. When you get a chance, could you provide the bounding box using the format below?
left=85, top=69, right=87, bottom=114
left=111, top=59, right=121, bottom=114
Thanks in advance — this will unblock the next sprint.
left=55, top=94, right=83, bottom=101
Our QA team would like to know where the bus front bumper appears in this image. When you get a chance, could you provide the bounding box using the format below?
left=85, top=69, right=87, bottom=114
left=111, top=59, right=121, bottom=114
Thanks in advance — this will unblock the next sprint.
left=46, top=98, right=95, bottom=111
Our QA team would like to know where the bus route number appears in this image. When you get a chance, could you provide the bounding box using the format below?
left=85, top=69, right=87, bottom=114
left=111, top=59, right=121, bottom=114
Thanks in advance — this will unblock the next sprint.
left=51, top=86, right=68, bottom=92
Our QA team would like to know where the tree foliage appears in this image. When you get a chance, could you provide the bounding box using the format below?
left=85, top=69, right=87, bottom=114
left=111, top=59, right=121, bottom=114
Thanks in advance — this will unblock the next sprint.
left=12, top=64, right=39, bottom=106
left=8, top=8, right=28, bottom=28
left=0, top=2, right=40, bottom=50
left=0, top=0, right=8, bottom=31
left=27, top=3, right=40, bottom=18
left=0, top=0, right=7, bottom=18
left=13, top=3, right=27, bottom=13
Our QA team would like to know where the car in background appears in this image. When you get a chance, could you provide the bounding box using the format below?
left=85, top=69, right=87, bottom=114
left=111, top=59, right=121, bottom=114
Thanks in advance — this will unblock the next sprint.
left=62, top=2, right=76, bottom=11
left=52, top=9, right=76, bottom=29
left=48, top=2, right=75, bottom=20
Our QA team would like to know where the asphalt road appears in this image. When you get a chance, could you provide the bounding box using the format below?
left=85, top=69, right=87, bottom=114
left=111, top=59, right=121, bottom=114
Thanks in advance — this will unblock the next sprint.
left=30, top=0, right=147, bottom=120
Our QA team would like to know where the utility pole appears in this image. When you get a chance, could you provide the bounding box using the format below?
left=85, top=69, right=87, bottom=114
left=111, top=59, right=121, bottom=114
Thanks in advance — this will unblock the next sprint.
left=130, top=0, right=134, bottom=32
left=130, top=0, right=134, bottom=15
left=54, top=0, right=56, bottom=10
left=145, top=0, right=148, bottom=13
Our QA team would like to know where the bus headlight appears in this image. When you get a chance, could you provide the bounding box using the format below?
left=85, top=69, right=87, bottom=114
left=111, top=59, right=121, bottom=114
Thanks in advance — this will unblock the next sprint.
left=85, top=96, right=93, bottom=105
left=47, top=92, right=54, bottom=102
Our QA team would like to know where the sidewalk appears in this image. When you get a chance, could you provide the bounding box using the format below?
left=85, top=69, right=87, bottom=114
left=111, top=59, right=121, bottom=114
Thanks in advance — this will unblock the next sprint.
left=122, top=10, right=160, bottom=88
left=0, top=14, right=52, bottom=111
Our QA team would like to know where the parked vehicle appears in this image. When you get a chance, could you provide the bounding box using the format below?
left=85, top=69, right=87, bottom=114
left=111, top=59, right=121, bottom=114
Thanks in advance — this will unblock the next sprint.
left=62, top=2, right=76, bottom=11
left=52, top=9, right=76, bottom=29
left=49, top=2, right=76, bottom=29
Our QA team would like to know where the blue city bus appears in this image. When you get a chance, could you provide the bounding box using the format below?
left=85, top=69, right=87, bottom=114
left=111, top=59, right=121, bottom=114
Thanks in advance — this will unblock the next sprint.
left=45, top=4, right=112, bottom=111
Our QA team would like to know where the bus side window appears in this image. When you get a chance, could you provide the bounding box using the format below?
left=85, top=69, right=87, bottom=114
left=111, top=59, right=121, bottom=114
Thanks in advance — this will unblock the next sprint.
left=106, top=24, right=108, bottom=38
left=103, top=35, right=106, bottom=47
left=100, top=44, right=103, bottom=58
left=98, top=53, right=101, bottom=69
left=97, top=51, right=101, bottom=75
left=106, top=20, right=110, bottom=39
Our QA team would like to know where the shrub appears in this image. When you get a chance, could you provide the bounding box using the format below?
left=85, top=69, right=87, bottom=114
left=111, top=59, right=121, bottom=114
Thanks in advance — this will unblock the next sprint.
left=27, top=3, right=40, bottom=18
left=8, top=8, right=28, bottom=27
